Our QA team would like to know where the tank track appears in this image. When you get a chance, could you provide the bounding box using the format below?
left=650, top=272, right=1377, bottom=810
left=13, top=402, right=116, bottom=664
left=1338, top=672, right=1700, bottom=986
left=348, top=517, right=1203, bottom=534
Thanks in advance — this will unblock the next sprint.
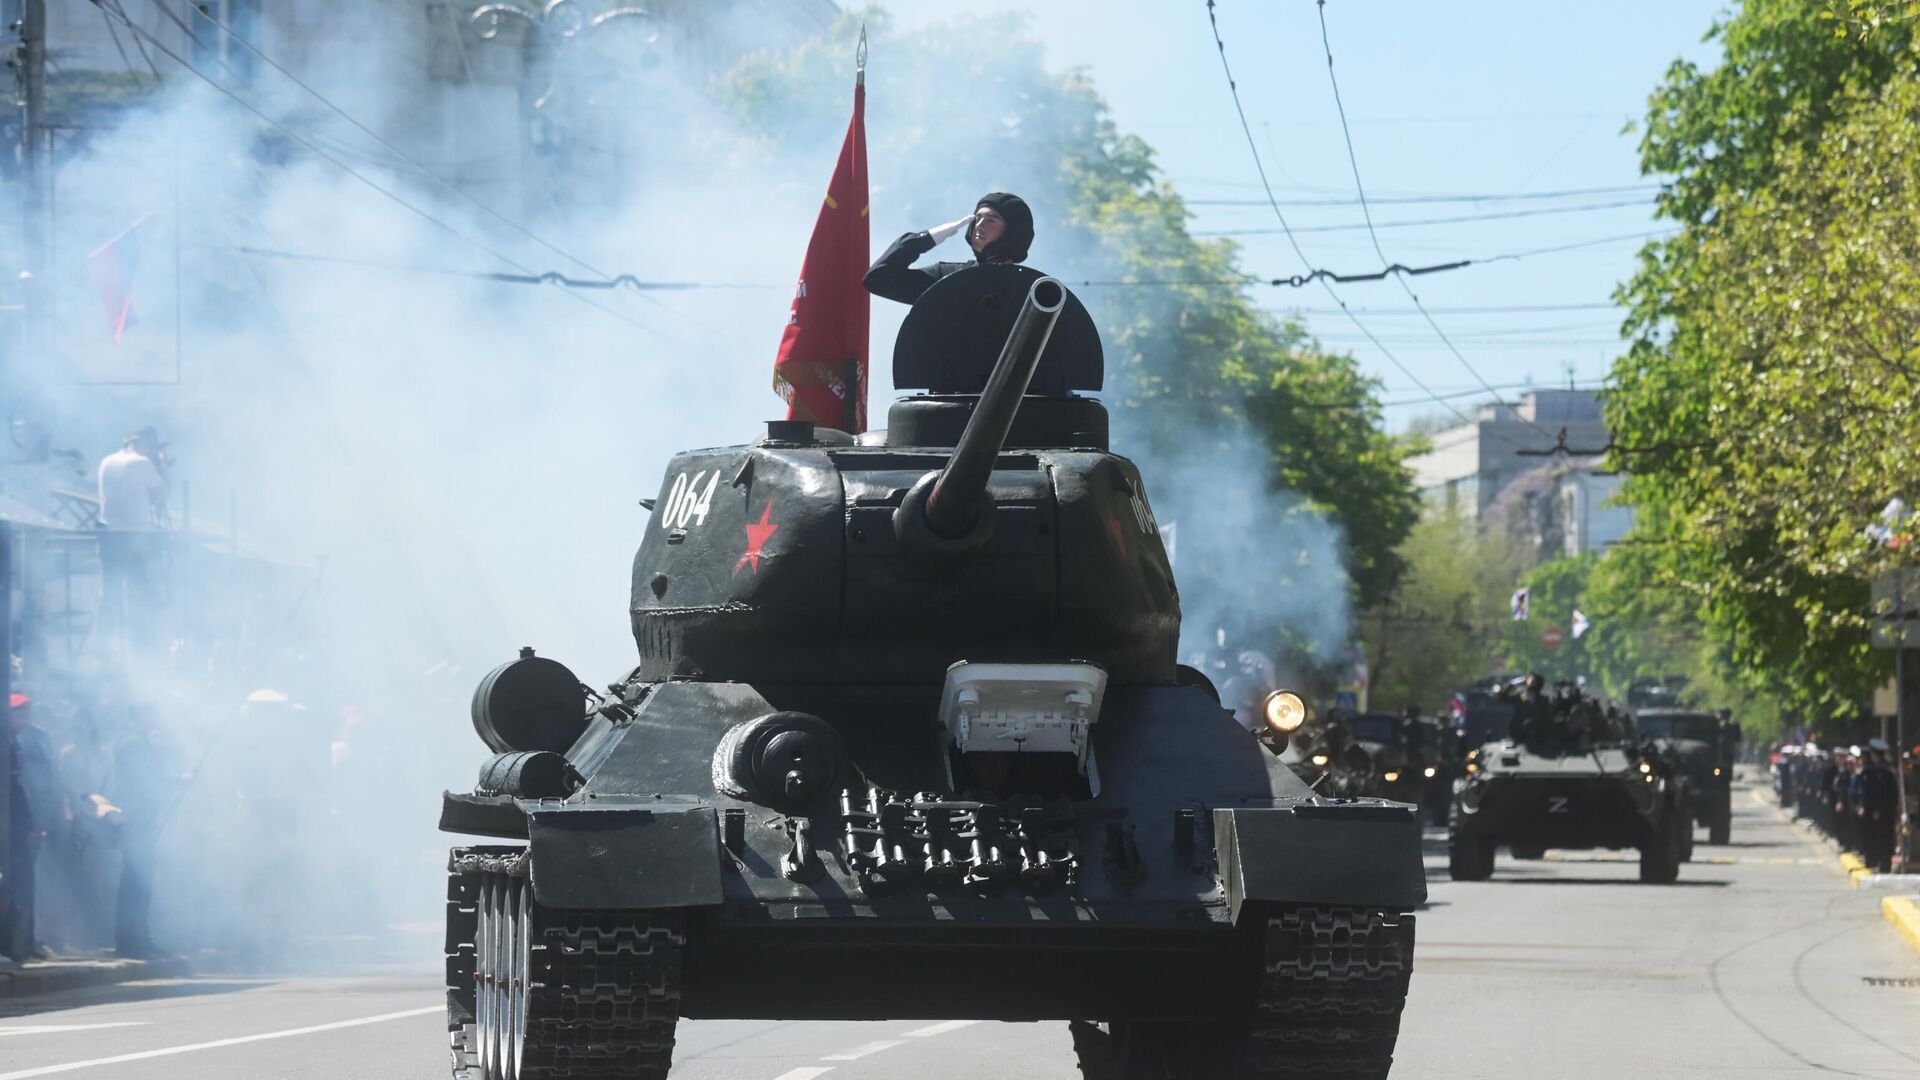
left=446, top=847, right=685, bottom=1080
left=1242, top=906, right=1415, bottom=1079
left=1077, top=905, right=1414, bottom=1080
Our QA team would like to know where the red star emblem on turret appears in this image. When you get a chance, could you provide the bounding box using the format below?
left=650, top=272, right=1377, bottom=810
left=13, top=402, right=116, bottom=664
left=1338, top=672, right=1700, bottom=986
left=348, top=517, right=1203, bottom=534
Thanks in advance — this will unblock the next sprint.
left=736, top=500, right=779, bottom=574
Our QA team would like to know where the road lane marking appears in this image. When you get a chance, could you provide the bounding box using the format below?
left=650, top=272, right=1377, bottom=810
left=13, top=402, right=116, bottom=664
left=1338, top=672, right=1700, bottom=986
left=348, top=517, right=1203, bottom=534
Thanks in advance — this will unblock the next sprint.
left=0, top=1025, right=148, bottom=1038
left=903, top=1019, right=978, bottom=1038
left=770, top=1069, right=834, bottom=1080
left=0, top=1006, right=440, bottom=1079
left=821, top=1040, right=905, bottom=1061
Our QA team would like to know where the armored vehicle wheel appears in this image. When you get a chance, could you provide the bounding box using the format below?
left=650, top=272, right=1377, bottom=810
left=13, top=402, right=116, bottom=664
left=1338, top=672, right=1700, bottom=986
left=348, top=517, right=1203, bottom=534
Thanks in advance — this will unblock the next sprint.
left=1073, top=907, right=1414, bottom=1080
left=447, top=849, right=685, bottom=1080
left=1637, top=829, right=1680, bottom=884
left=1447, top=833, right=1494, bottom=881
left=1679, top=821, right=1695, bottom=863
left=1708, top=804, right=1731, bottom=845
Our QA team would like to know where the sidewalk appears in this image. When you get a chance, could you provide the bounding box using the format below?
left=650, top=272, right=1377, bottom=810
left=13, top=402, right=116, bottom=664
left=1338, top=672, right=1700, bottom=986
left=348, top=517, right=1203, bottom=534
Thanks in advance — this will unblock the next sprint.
left=0, top=955, right=191, bottom=999
left=1757, top=786, right=1920, bottom=960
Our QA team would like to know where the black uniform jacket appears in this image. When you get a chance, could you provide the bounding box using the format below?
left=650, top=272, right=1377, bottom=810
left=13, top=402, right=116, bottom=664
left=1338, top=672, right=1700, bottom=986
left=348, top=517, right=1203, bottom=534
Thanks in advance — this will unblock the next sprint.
left=864, top=231, right=976, bottom=305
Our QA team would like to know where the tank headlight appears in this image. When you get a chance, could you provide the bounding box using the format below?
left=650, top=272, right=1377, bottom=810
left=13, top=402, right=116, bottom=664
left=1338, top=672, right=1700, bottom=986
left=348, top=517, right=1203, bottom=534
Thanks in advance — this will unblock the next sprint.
left=1383, top=770, right=1401, bottom=783
left=1424, top=766, right=1438, bottom=778
left=1263, top=690, right=1307, bottom=733
left=1311, top=753, right=1330, bottom=767
left=1639, top=761, right=1653, bottom=774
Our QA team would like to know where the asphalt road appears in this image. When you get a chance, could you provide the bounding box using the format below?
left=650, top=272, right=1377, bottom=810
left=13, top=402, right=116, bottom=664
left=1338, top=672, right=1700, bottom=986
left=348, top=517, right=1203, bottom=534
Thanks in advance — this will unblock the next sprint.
left=2, top=779, right=1915, bottom=1080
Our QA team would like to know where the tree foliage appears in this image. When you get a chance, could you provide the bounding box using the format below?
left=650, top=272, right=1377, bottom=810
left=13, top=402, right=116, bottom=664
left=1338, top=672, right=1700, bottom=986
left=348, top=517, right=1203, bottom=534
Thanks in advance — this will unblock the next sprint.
left=1361, top=507, right=1520, bottom=710
left=725, top=11, right=1419, bottom=616
left=1608, top=0, right=1918, bottom=721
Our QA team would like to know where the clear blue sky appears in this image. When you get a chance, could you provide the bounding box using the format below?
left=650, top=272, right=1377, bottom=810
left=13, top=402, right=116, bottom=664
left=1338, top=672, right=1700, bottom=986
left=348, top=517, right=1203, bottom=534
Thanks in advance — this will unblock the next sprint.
left=889, top=0, right=1729, bottom=429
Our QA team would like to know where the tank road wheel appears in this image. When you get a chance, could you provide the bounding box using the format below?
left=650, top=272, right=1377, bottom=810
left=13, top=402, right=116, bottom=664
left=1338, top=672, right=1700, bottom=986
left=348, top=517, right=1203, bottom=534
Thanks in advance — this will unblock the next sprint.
left=446, top=849, right=686, bottom=1080
left=1075, top=907, right=1415, bottom=1080
left=1447, top=832, right=1494, bottom=882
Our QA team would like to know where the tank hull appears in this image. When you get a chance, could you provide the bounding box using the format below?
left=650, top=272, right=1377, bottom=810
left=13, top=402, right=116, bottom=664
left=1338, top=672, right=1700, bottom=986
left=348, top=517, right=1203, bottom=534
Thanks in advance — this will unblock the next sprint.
left=443, top=681, right=1425, bottom=1028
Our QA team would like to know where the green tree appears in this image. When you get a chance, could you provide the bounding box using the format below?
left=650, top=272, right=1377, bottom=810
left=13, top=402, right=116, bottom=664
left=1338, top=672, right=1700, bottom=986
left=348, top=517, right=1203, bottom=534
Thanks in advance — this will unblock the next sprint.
left=1607, top=1, right=1918, bottom=722
left=1362, top=507, right=1520, bottom=710
left=725, top=12, right=1418, bottom=614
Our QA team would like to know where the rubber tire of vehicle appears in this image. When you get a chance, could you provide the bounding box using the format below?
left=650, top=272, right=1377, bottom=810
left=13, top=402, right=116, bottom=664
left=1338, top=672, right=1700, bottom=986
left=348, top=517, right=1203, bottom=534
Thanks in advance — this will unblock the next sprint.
left=1449, top=832, right=1494, bottom=881
left=1709, top=803, right=1731, bottom=845
left=1639, top=825, right=1680, bottom=884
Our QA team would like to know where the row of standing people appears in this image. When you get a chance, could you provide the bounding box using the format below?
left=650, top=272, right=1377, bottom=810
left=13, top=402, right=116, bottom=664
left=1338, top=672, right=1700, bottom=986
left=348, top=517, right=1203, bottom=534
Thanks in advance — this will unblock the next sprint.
left=4, top=691, right=161, bottom=961
left=1774, top=742, right=1903, bottom=873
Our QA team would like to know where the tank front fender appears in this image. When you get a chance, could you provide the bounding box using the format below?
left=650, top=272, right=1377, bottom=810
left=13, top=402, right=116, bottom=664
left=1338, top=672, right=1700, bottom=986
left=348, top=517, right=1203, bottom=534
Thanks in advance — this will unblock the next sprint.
left=528, top=805, right=725, bottom=910
left=1213, top=803, right=1426, bottom=922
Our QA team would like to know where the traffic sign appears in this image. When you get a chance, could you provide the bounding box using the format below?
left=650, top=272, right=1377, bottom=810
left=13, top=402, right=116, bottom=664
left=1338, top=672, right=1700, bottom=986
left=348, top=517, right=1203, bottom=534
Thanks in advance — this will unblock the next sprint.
left=1542, top=625, right=1564, bottom=650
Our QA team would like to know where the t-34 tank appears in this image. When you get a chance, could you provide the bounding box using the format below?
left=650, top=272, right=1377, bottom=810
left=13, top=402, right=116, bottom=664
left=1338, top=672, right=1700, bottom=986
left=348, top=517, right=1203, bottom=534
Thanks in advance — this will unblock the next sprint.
left=439, top=268, right=1426, bottom=1080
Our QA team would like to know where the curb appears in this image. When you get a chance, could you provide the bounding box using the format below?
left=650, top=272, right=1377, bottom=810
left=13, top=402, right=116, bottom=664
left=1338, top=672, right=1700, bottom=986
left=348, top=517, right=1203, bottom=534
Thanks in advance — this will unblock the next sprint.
left=1840, top=851, right=1872, bottom=887
left=0, top=956, right=191, bottom=999
left=1884, top=895, right=1920, bottom=958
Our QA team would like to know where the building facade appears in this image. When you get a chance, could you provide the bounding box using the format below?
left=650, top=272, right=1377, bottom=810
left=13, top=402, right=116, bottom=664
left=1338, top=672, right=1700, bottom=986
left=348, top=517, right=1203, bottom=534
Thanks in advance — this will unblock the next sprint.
left=1406, top=390, right=1631, bottom=560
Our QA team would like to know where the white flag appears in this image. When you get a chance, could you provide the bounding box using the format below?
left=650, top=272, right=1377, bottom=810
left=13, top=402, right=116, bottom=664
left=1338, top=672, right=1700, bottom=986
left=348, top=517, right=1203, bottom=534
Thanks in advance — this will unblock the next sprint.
left=1571, top=609, right=1591, bottom=639
left=1510, top=587, right=1530, bottom=621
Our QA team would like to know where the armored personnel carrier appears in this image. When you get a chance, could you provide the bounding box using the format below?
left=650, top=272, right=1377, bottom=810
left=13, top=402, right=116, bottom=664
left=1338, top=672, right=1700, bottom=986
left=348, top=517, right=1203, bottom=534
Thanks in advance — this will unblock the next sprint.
left=1634, top=708, right=1737, bottom=844
left=439, top=268, right=1426, bottom=1080
left=1448, top=688, right=1690, bottom=883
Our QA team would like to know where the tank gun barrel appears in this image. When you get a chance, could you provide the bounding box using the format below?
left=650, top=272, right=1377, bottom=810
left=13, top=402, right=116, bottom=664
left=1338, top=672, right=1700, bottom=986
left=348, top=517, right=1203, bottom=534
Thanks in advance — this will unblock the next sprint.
left=919, top=276, right=1066, bottom=539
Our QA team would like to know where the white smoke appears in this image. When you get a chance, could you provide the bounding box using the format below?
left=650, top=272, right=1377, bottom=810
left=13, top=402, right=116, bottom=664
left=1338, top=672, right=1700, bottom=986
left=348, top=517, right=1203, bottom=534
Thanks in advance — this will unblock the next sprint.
left=2, top=5, right=1354, bottom=968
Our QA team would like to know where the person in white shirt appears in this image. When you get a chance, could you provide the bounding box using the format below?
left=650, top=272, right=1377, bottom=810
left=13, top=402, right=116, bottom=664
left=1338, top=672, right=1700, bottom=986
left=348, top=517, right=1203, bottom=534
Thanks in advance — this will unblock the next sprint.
left=95, top=426, right=170, bottom=658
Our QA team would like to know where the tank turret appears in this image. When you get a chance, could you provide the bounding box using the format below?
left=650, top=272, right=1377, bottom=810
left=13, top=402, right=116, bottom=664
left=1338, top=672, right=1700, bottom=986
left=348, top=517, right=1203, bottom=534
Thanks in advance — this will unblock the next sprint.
left=897, top=276, right=1066, bottom=547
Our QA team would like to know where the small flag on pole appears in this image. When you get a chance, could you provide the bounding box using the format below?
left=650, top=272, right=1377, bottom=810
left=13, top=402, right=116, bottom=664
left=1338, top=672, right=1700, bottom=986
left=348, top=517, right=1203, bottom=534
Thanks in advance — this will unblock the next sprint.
left=1571, top=609, right=1591, bottom=639
left=1510, top=587, right=1530, bottom=621
left=88, top=215, right=150, bottom=346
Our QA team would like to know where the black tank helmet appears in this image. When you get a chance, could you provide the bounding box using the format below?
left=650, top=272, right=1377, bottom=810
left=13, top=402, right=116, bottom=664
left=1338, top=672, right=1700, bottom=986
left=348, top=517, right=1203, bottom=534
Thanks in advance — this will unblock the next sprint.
left=971, top=191, right=1033, bottom=263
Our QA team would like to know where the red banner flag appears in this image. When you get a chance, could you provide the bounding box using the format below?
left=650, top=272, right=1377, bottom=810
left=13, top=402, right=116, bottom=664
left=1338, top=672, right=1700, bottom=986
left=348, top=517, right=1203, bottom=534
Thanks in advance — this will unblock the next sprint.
left=772, top=47, right=870, bottom=433
left=88, top=215, right=149, bottom=346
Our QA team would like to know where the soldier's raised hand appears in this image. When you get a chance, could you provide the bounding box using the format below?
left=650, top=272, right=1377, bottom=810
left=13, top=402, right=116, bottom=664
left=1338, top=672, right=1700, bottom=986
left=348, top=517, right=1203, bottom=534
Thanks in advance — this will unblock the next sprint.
left=928, top=214, right=975, bottom=244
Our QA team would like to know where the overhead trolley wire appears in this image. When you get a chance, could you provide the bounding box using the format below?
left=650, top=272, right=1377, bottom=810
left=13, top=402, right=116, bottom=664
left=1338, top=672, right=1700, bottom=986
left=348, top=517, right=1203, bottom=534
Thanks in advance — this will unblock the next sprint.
left=232, top=225, right=1672, bottom=299
left=95, top=0, right=674, bottom=341
left=1185, top=182, right=1660, bottom=207
left=1203, top=0, right=1471, bottom=426
left=232, top=245, right=761, bottom=291
left=1190, top=197, right=1655, bottom=237
left=1311, top=0, right=1566, bottom=440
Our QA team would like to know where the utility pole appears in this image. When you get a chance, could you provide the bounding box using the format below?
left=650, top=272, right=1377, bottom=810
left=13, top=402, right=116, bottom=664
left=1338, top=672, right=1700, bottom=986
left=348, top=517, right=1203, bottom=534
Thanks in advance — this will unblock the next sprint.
left=19, top=0, right=51, bottom=378
left=1, top=0, right=45, bottom=964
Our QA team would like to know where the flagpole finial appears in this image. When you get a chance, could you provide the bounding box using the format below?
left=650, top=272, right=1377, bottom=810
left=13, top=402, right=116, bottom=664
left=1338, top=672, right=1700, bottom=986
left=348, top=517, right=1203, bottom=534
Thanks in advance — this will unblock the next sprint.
left=856, top=24, right=867, bottom=86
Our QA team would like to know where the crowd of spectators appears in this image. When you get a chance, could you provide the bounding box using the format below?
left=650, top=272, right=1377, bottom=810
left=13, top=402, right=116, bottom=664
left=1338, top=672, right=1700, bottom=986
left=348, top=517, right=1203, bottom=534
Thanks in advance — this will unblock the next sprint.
left=3, top=422, right=443, bottom=969
left=3, top=688, right=164, bottom=960
left=1772, top=739, right=1911, bottom=873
